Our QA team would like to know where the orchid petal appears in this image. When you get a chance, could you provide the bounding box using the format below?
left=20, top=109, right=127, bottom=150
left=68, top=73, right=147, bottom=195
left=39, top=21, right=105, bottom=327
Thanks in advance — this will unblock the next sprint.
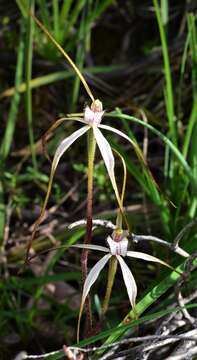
left=52, top=125, right=89, bottom=172
left=30, top=125, right=90, bottom=251
left=42, top=117, right=87, bottom=162
left=93, top=126, right=123, bottom=213
left=116, top=255, right=137, bottom=310
left=71, top=244, right=109, bottom=252
left=77, top=254, right=111, bottom=341
left=126, top=251, right=174, bottom=271
left=99, top=124, right=150, bottom=175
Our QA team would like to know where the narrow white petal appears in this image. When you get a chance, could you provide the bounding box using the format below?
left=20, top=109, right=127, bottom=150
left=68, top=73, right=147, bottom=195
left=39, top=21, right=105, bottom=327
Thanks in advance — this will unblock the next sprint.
left=52, top=125, right=90, bottom=173
left=71, top=244, right=109, bottom=252
left=93, top=127, right=122, bottom=209
left=81, top=254, right=111, bottom=305
left=117, top=255, right=137, bottom=309
left=30, top=125, right=90, bottom=240
left=77, top=254, right=111, bottom=341
left=99, top=124, right=146, bottom=166
left=99, top=124, right=134, bottom=144
left=126, top=251, right=173, bottom=270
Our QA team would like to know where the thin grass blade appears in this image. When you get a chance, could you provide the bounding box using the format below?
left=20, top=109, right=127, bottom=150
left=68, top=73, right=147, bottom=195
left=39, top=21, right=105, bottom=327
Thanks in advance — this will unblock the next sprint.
left=153, top=0, right=177, bottom=145
left=99, top=123, right=157, bottom=191
left=107, top=112, right=197, bottom=191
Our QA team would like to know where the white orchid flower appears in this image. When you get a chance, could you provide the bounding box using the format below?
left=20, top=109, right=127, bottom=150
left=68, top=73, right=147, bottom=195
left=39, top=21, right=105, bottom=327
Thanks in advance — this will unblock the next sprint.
left=33, top=99, right=148, bottom=231
left=48, top=99, right=125, bottom=209
left=72, top=235, right=174, bottom=341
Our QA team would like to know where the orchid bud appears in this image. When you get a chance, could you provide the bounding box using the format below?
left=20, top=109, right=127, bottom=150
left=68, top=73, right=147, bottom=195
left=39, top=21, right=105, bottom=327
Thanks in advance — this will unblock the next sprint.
left=91, top=99, right=103, bottom=112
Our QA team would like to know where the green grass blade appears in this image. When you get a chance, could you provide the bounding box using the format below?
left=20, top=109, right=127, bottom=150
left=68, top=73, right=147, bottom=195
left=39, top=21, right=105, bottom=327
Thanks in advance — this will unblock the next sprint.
left=70, top=6, right=86, bottom=110
left=60, top=0, right=73, bottom=25
left=177, top=32, right=190, bottom=122
left=64, top=0, right=86, bottom=41
left=0, top=181, right=5, bottom=245
left=161, top=0, right=168, bottom=30
left=187, top=13, right=197, bottom=100
left=31, top=301, right=197, bottom=359
left=52, top=0, right=60, bottom=40
left=0, top=22, right=25, bottom=245
left=36, top=0, right=51, bottom=30
left=153, top=0, right=177, bottom=145
left=88, top=0, right=114, bottom=25
left=183, top=99, right=197, bottom=159
left=98, top=256, right=197, bottom=353
left=25, top=0, right=37, bottom=169
left=107, top=111, right=197, bottom=191
left=0, top=28, right=24, bottom=160
left=183, top=14, right=197, bottom=159
left=0, top=65, right=123, bottom=98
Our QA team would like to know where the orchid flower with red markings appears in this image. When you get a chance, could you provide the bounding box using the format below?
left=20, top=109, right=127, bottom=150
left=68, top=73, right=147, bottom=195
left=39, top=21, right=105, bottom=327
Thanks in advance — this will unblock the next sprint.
left=27, top=98, right=148, bottom=255
left=41, top=98, right=148, bottom=214
left=72, top=231, right=175, bottom=341
left=27, top=14, right=152, bottom=263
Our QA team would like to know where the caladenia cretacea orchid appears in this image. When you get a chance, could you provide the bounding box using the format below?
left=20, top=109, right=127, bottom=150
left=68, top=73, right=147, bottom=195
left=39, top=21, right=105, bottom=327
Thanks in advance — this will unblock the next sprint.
left=26, top=14, right=132, bottom=334
left=26, top=14, right=151, bottom=261
left=72, top=228, right=178, bottom=342
left=26, top=14, right=163, bottom=338
left=26, top=14, right=152, bottom=262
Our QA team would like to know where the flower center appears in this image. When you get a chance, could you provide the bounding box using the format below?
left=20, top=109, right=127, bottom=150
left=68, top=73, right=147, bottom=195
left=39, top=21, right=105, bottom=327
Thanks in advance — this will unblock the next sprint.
left=84, top=99, right=104, bottom=127
left=107, top=236, right=128, bottom=257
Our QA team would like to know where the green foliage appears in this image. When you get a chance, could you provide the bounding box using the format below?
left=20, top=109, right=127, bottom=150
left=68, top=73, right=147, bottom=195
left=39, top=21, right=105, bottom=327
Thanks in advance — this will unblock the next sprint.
left=0, top=1, right=197, bottom=358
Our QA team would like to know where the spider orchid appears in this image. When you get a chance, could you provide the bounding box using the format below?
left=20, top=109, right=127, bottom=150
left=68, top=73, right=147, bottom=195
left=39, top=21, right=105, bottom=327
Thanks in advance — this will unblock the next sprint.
left=72, top=232, right=175, bottom=341
left=26, top=98, right=148, bottom=257
left=27, top=15, right=151, bottom=227
left=27, top=14, right=152, bottom=262
left=42, top=98, right=147, bottom=214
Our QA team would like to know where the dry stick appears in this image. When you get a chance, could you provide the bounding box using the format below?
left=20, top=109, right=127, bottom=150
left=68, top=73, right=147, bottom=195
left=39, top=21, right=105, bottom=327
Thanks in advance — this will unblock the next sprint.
left=17, top=334, right=197, bottom=359
left=175, top=250, right=197, bottom=326
left=173, top=217, right=197, bottom=250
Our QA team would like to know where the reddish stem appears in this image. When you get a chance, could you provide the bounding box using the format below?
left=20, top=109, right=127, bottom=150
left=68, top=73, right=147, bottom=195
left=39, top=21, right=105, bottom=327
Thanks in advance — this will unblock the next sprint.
left=81, top=128, right=96, bottom=334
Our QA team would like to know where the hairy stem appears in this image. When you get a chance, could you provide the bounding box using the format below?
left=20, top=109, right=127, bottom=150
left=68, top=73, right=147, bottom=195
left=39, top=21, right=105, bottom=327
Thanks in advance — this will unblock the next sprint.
left=81, top=128, right=96, bottom=333
left=102, top=256, right=117, bottom=317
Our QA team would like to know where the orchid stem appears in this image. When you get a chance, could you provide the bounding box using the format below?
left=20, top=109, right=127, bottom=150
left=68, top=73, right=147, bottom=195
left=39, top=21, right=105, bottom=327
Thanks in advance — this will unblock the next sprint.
left=102, top=256, right=117, bottom=317
left=81, top=128, right=96, bottom=333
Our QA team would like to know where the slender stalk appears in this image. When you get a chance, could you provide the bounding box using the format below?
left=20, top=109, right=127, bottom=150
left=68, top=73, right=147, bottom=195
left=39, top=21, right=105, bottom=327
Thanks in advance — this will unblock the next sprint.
left=102, top=256, right=117, bottom=317
left=153, top=0, right=177, bottom=146
left=81, top=128, right=96, bottom=332
left=25, top=0, right=37, bottom=169
left=0, top=21, right=24, bottom=245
